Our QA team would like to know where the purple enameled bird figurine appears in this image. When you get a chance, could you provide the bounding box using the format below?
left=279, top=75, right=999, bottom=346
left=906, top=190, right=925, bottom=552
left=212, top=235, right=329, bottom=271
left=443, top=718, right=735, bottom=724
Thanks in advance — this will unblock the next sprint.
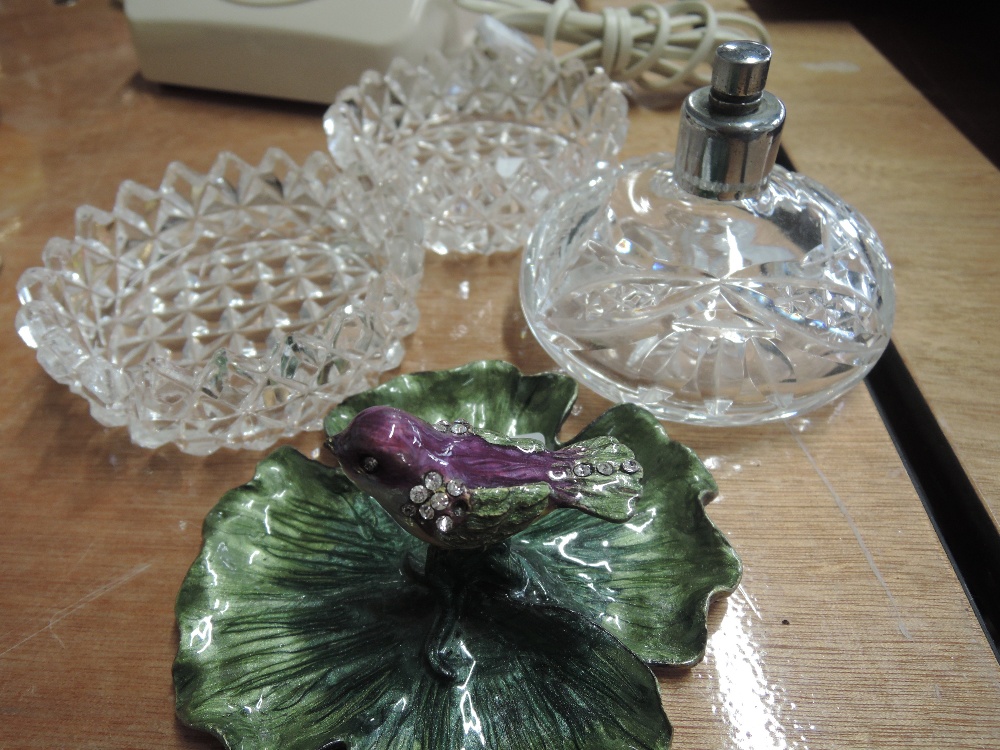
left=327, top=405, right=643, bottom=549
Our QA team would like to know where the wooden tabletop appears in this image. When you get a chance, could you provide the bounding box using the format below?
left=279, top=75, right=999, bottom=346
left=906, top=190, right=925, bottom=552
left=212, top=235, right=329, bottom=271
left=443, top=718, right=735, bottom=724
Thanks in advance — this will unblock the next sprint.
left=1, top=2, right=998, bottom=749
left=762, top=19, right=1000, bottom=532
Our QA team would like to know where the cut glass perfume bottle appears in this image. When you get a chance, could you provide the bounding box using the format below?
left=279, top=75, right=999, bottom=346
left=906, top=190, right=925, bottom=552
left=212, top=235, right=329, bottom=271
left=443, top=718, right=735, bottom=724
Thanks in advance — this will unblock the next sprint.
left=522, top=41, right=895, bottom=426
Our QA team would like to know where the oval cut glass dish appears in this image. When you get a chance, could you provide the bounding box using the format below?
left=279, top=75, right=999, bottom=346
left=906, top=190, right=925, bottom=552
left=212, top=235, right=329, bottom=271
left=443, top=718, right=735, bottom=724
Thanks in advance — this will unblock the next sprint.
left=15, top=149, right=423, bottom=455
left=323, top=32, right=629, bottom=256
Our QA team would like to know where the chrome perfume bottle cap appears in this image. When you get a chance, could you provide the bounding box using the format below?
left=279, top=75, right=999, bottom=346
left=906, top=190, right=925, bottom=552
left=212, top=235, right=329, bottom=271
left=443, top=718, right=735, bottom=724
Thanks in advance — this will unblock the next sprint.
left=675, top=40, right=785, bottom=200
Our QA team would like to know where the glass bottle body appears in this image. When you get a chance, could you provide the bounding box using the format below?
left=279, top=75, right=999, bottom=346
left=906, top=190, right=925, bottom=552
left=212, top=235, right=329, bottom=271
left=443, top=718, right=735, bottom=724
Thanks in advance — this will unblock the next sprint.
left=521, top=154, right=895, bottom=425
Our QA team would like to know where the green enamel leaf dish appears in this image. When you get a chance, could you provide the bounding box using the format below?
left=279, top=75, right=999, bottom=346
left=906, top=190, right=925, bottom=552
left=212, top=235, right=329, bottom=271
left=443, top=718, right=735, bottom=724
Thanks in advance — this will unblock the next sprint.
left=174, top=360, right=741, bottom=749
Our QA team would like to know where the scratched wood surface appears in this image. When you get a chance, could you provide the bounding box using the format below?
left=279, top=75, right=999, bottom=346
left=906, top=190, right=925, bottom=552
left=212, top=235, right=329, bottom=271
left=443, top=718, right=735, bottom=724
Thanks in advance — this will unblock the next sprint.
left=1, top=2, right=999, bottom=749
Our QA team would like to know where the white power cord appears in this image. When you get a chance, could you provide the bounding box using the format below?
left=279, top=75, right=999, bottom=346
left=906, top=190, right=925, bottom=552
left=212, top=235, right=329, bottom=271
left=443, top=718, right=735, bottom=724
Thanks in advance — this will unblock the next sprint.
left=455, top=0, right=769, bottom=93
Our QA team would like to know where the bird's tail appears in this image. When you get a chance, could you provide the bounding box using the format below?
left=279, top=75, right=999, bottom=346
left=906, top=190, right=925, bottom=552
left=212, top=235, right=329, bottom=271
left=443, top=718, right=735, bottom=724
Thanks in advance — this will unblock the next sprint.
left=550, top=436, right=642, bottom=522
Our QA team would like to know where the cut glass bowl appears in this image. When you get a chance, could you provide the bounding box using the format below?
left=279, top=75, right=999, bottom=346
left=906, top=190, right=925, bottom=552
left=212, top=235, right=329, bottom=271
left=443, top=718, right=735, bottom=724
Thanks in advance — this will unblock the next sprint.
left=323, top=35, right=629, bottom=256
left=15, top=149, right=423, bottom=455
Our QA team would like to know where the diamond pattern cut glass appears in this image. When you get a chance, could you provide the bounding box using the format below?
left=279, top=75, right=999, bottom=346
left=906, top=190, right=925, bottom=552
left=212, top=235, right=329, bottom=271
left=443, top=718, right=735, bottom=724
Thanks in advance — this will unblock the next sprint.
left=16, top=149, right=423, bottom=455
left=324, top=38, right=629, bottom=256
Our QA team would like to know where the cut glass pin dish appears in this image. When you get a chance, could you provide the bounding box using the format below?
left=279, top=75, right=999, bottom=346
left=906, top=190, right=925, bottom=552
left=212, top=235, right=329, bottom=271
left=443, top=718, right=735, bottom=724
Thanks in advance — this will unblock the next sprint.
left=323, top=30, right=629, bottom=256
left=15, top=149, right=423, bottom=455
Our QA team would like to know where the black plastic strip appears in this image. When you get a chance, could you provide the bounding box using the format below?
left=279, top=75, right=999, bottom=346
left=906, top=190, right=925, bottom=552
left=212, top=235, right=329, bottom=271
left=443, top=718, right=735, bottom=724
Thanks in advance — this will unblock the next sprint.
left=777, top=146, right=1000, bottom=661
left=867, top=344, right=1000, bottom=660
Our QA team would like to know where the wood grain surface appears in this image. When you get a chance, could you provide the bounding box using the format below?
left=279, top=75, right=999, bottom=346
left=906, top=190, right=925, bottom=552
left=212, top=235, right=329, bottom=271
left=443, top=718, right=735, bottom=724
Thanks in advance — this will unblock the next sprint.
left=761, top=21, right=1000, bottom=529
left=1, top=2, right=998, bottom=749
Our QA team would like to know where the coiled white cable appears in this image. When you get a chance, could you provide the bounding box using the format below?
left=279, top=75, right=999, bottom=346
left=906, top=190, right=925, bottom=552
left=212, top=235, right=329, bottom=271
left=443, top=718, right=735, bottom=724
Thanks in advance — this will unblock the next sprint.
left=455, top=0, right=769, bottom=93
